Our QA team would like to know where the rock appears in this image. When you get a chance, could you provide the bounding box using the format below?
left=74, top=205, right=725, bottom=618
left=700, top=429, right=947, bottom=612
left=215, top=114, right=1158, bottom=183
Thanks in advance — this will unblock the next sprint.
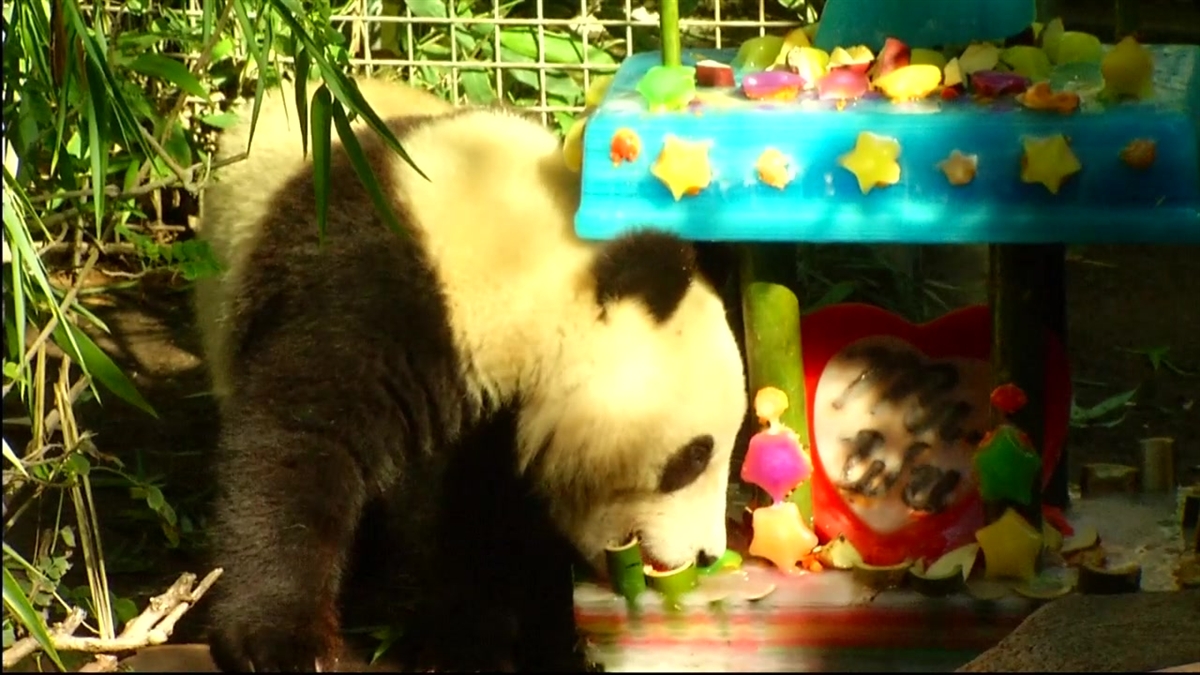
left=958, top=590, right=1200, bottom=672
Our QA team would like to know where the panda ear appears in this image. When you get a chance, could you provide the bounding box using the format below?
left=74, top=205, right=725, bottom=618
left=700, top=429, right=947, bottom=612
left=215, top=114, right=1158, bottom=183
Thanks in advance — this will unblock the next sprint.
left=591, top=230, right=697, bottom=323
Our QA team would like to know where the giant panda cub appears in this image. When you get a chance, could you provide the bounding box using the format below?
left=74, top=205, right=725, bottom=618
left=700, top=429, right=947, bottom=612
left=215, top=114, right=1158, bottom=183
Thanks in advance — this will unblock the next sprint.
left=195, top=76, right=748, bottom=672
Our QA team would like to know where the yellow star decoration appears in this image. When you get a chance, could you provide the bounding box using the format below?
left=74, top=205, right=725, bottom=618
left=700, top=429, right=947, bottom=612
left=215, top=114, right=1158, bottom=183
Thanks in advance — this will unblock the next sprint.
left=938, top=149, right=979, bottom=186
left=838, top=132, right=902, bottom=195
left=748, top=501, right=818, bottom=573
left=1021, top=134, right=1082, bottom=194
left=975, top=508, right=1044, bottom=582
left=651, top=134, right=713, bottom=201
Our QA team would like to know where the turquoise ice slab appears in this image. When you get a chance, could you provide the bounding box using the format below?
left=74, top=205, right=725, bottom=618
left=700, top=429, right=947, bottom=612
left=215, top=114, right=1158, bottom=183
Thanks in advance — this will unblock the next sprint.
left=574, top=47, right=1200, bottom=244
left=813, top=0, right=1036, bottom=52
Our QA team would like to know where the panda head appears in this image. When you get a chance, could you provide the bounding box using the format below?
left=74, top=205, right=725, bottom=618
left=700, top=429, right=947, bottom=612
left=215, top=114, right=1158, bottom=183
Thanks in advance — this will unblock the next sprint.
left=520, top=231, right=748, bottom=573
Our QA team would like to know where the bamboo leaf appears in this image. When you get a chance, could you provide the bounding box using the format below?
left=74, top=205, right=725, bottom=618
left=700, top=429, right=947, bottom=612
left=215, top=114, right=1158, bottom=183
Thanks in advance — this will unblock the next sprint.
left=3, top=566, right=66, bottom=671
left=53, top=322, right=157, bottom=418
left=198, top=112, right=240, bottom=129
left=7, top=203, right=27, bottom=383
left=49, top=57, right=74, bottom=178
left=1080, top=388, right=1138, bottom=421
left=310, top=86, right=333, bottom=242
left=499, top=29, right=616, bottom=65
left=201, top=0, right=215, bottom=44
left=2, top=438, right=27, bottom=477
left=805, top=281, right=856, bottom=313
left=265, top=1, right=425, bottom=180
left=331, top=101, right=403, bottom=237
left=126, top=53, right=209, bottom=99
left=232, top=0, right=268, bottom=150
left=83, top=57, right=110, bottom=234
left=407, top=0, right=447, bottom=17
left=15, top=0, right=53, bottom=84
left=294, top=48, right=311, bottom=158
left=62, top=1, right=154, bottom=161
left=2, top=167, right=78, bottom=363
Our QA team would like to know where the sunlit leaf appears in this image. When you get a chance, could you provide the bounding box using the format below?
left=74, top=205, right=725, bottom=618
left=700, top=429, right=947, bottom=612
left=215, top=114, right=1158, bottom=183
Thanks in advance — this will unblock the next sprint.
left=407, top=0, right=448, bottom=18
left=3, top=567, right=65, bottom=671
left=460, top=71, right=496, bottom=105
left=2, top=438, right=27, bottom=477
left=210, top=37, right=236, bottom=63
left=198, top=112, right=241, bottom=129
left=126, top=53, right=209, bottom=99
left=500, top=29, right=616, bottom=65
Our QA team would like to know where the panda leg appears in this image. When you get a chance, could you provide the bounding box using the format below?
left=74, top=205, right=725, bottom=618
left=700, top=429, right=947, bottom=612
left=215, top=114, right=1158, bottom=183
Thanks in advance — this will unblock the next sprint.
left=511, top=536, right=594, bottom=672
left=206, top=411, right=367, bottom=673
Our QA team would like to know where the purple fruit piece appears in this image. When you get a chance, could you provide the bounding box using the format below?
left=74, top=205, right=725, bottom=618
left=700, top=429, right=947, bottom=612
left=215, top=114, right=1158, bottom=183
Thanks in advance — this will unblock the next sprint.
left=817, top=68, right=871, bottom=101
left=742, top=70, right=806, bottom=101
left=741, top=431, right=812, bottom=504
left=970, top=70, right=1031, bottom=97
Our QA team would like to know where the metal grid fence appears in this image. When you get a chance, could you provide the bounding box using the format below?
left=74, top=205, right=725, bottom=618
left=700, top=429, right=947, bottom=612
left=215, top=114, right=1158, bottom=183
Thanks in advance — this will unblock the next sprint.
left=327, top=0, right=817, bottom=127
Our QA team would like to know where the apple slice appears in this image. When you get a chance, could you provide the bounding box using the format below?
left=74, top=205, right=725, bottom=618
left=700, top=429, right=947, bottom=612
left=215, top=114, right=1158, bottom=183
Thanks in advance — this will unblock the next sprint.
left=695, top=59, right=735, bottom=88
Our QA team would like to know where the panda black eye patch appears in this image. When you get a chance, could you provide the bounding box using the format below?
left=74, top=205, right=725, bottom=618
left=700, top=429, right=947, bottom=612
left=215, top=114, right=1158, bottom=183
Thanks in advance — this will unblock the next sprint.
left=658, top=435, right=715, bottom=493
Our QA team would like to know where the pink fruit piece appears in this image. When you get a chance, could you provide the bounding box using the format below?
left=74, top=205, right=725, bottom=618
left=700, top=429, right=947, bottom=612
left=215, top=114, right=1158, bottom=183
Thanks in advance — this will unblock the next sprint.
left=873, top=37, right=911, bottom=79
left=817, top=68, right=871, bottom=101
left=742, top=70, right=806, bottom=101
left=741, top=430, right=812, bottom=503
left=970, top=70, right=1031, bottom=97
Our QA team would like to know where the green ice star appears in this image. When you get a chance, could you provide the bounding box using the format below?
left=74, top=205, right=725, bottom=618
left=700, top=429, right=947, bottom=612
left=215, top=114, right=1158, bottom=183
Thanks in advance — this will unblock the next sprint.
left=636, top=65, right=696, bottom=112
left=973, top=424, right=1043, bottom=506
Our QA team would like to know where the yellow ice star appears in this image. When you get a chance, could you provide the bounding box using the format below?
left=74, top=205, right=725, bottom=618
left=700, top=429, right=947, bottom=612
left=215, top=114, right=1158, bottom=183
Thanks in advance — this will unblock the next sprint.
left=838, top=132, right=902, bottom=195
left=748, top=501, right=818, bottom=573
left=651, top=134, right=713, bottom=201
left=1021, top=134, right=1082, bottom=194
left=975, top=508, right=1044, bottom=582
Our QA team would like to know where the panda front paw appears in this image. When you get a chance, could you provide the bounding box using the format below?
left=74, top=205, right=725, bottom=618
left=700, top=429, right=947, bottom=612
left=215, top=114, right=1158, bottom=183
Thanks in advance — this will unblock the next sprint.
left=208, top=603, right=342, bottom=673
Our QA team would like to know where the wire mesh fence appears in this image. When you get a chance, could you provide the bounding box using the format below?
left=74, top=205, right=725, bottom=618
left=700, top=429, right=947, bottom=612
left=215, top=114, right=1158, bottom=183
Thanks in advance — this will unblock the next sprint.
left=312, top=0, right=818, bottom=130
left=92, top=0, right=820, bottom=131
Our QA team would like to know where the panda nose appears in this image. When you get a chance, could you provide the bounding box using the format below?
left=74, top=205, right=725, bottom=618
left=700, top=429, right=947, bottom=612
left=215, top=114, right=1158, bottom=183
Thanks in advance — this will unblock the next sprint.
left=696, top=550, right=717, bottom=568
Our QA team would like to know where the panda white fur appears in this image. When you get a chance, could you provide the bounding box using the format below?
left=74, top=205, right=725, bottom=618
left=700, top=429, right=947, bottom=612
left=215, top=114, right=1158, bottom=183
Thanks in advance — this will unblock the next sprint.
left=195, top=77, right=748, bottom=672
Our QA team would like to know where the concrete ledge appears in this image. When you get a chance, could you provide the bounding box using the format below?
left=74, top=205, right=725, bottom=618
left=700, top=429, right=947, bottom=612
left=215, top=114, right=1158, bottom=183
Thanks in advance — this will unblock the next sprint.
left=958, top=590, right=1200, bottom=673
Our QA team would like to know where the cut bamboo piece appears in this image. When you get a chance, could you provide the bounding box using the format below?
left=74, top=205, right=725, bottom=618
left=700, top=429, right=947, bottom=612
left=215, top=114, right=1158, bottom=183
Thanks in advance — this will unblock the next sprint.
left=1080, top=462, right=1139, bottom=497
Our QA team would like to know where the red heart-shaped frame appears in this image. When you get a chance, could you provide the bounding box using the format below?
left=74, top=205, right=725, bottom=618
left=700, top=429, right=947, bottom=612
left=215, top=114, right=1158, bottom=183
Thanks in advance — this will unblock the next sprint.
left=801, top=303, right=1071, bottom=566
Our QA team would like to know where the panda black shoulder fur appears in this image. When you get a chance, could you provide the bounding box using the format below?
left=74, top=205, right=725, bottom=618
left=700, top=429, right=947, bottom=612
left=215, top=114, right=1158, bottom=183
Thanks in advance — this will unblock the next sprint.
left=196, top=77, right=748, bottom=672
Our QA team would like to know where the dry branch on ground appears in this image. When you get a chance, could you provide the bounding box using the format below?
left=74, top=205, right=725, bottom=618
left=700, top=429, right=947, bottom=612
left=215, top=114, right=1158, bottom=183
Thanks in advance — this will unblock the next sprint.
left=2, top=568, right=223, bottom=670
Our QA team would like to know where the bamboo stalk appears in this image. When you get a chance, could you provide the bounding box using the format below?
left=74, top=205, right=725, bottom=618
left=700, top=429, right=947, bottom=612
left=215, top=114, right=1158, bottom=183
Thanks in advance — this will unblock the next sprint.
left=739, top=244, right=812, bottom=525
left=660, top=0, right=681, bottom=67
